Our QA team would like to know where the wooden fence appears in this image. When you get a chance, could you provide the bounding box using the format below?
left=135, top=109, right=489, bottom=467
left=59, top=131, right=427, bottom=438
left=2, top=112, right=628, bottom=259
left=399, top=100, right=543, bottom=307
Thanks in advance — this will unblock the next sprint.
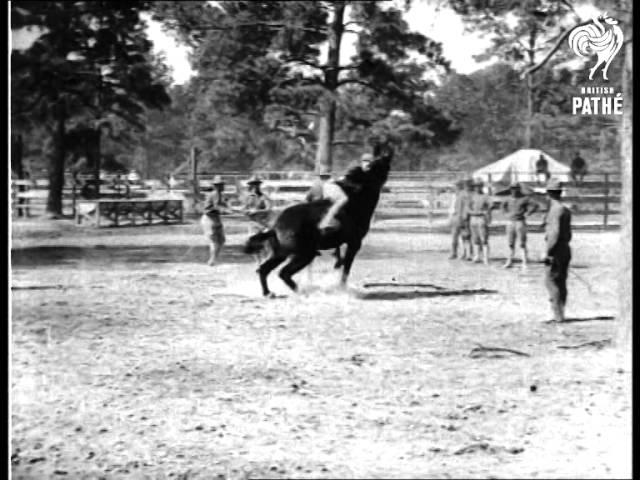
left=11, top=171, right=621, bottom=230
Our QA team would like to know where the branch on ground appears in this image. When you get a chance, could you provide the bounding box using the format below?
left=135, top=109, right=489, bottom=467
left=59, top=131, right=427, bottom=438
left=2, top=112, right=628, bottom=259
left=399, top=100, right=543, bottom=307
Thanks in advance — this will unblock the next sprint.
left=469, top=344, right=530, bottom=358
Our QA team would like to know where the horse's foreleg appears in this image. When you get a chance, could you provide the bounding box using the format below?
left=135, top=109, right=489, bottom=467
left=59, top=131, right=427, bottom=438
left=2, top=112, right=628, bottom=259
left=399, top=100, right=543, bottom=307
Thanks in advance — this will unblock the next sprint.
left=258, top=254, right=287, bottom=297
left=306, top=258, right=314, bottom=285
left=279, top=253, right=316, bottom=293
left=340, top=241, right=362, bottom=286
left=333, top=246, right=343, bottom=269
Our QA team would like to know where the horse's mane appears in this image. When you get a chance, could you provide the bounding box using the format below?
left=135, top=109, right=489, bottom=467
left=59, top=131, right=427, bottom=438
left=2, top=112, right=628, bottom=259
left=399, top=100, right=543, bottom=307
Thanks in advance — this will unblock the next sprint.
left=343, top=153, right=392, bottom=231
left=367, top=157, right=391, bottom=186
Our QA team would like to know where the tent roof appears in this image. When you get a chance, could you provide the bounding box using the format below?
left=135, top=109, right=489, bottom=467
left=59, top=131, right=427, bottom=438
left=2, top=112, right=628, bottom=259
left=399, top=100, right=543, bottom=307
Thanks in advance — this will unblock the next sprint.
left=473, top=149, right=571, bottom=184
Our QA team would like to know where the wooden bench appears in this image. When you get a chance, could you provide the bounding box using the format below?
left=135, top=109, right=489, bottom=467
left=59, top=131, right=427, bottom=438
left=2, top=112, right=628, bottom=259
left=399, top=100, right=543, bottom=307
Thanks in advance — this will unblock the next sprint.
left=75, top=198, right=184, bottom=227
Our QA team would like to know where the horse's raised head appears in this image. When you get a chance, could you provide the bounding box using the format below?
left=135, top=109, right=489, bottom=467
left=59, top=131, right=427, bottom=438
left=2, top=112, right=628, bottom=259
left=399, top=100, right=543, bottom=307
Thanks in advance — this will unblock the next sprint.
left=368, top=141, right=394, bottom=185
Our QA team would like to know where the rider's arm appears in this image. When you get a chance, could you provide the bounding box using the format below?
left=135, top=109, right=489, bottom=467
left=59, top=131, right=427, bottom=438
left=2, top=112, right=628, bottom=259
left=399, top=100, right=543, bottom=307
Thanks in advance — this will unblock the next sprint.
left=340, top=167, right=365, bottom=191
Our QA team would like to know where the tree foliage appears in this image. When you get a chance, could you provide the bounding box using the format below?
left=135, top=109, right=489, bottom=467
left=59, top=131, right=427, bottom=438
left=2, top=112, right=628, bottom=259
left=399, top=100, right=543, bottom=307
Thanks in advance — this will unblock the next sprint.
left=152, top=0, right=459, bottom=173
left=11, top=1, right=171, bottom=213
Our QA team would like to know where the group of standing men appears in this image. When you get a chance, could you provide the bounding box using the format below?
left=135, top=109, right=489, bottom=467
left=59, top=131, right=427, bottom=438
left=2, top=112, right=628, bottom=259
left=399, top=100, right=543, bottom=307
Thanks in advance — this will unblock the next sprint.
left=450, top=177, right=572, bottom=322
left=449, top=178, right=493, bottom=265
left=200, top=174, right=273, bottom=266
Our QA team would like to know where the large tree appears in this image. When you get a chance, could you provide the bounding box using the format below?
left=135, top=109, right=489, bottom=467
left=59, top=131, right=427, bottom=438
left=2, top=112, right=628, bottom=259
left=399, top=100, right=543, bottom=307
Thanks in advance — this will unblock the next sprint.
left=451, top=0, right=585, bottom=148
left=11, top=1, right=170, bottom=215
left=429, top=57, right=622, bottom=169
left=153, top=0, right=453, bottom=173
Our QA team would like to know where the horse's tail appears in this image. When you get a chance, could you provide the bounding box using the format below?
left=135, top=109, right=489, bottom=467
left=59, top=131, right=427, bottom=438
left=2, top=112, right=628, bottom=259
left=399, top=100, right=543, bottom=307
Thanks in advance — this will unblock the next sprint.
left=243, top=229, right=277, bottom=254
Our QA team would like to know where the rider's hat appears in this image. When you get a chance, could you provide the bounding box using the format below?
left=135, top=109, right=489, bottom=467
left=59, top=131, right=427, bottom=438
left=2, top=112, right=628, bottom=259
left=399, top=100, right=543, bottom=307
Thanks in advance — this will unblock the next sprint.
left=246, top=175, right=263, bottom=185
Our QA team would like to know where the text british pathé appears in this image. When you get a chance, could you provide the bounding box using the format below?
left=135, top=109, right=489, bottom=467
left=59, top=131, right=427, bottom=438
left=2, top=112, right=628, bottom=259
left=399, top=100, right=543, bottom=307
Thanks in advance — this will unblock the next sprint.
left=572, top=87, right=623, bottom=115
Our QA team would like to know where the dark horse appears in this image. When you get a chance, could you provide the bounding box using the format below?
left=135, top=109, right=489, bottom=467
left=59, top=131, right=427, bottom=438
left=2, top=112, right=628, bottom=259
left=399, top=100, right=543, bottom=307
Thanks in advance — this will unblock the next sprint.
left=244, top=154, right=392, bottom=296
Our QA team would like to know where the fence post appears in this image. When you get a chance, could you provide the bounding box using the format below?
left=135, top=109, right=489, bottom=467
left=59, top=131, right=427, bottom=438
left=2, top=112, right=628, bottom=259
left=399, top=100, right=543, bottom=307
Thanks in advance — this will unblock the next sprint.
left=603, top=172, right=609, bottom=228
left=72, top=182, right=77, bottom=218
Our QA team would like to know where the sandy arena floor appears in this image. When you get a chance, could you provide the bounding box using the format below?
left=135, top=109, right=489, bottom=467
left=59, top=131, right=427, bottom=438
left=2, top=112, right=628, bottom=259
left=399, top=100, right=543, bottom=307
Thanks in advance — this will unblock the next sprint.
left=10, top=219, right=632, bottom=479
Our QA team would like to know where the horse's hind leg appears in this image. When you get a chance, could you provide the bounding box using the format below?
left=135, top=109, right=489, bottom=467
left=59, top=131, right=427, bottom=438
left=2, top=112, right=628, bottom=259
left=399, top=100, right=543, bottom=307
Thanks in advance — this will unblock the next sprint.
left=340, top=240, right=362, bottom=286
left=258, top=254, right=287, bottom=297
left=279, top=253, right=316, bottom=293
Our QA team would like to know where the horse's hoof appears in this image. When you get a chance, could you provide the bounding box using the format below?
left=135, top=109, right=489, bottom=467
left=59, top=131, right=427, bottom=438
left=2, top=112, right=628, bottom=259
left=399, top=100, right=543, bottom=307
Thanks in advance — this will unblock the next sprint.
left=263, top=292, right=276, bottom=299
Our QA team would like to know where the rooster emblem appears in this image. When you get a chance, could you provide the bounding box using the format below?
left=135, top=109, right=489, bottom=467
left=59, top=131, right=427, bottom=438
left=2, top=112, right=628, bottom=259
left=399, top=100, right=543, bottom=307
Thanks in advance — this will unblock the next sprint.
left=568, top=13, right=623, bottom=80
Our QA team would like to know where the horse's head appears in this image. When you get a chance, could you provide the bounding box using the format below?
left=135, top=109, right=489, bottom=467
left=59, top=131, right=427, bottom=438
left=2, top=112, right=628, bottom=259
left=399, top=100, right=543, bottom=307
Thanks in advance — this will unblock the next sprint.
left=367, top=143, right=393, bottom=186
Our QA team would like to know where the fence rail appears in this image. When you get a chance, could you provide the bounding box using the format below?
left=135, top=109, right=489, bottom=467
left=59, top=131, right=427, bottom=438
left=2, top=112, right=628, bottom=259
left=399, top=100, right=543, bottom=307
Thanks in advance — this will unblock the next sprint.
left=11, top=170, right=622, bottom=230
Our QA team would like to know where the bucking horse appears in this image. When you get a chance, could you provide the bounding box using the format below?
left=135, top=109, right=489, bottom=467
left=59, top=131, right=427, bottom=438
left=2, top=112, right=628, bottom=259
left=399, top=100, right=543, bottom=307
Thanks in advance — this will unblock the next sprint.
left=244, top=148, right=392, bottom=297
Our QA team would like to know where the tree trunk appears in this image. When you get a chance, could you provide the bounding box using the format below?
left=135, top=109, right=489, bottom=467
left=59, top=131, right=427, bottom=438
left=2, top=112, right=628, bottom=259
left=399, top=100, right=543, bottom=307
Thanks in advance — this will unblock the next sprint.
left=617, top=14, right=632, bottom=352
left=12, top=134, right=24, bottom=179
left=314, top=1, right=345, bottom=174
left=191, top=146, right=200, bottom=198
left=524, top=26, right=537, bottom=149
left=315, top=100, right=337, bottom=174
left=524, top=73, right=533, bottom=148
left=92, top=128, right=102, bottom=198
left=46, top=113, right=66, bottom=216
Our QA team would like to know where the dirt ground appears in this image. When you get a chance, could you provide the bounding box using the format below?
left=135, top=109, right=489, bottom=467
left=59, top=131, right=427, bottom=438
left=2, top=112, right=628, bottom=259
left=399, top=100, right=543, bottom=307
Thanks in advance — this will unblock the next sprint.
left=10, top=218, right=632, bottom=479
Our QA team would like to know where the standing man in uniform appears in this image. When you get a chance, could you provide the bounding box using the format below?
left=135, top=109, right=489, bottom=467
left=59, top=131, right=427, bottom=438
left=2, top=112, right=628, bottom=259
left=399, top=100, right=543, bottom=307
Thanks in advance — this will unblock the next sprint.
left=543, top=178, right=572, bottom=322
left=200, top=175, right=229, bottom=266
left=243, top=175, right=273, bottom=264
left=243, top=175, right=273, bottom=232
left=535, top=154, right=550, bottom=185
left=570, top=151, right=588, bottom=185
left=502, top=182, right=539, bottom=270
left=449, top=178, right=472, bottom=260
left=468, top=179, right=492, bottom=265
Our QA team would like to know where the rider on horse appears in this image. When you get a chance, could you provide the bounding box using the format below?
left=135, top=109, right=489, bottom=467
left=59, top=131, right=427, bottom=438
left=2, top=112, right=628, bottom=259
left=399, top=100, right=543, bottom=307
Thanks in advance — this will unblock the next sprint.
left=317, top=153, right=373, bottom=231
left=317, top=133, right=393, bottom=232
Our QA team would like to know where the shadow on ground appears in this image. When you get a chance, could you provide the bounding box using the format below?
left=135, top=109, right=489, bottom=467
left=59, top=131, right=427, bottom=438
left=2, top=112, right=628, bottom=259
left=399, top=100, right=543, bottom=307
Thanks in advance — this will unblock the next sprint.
left=10, top=244, right=255, bottom=268
left=356, top=288, right=498, bottom=300
left=544, top=316, right=616, bottom=324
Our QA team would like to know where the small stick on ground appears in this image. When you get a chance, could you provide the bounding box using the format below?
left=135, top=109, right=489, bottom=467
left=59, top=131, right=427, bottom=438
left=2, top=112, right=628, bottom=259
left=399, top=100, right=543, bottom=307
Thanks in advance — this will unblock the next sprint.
left=469, top=343, right=530, bottom=358
left=557, top=339, right=611, bottom=350
left=363, top=282, right=447, bottom=290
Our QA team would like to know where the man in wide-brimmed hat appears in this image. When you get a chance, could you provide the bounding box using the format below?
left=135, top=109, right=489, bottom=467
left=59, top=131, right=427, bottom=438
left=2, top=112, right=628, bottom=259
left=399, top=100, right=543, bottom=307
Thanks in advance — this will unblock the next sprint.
left=467, top=178, right=493, bottom=265
left=243, top=174, right=273, bottom=230
left=543, top=178, right=572, bottom=322
left=502, top=181, right=539, bottom=269
left=201, top=175, right=229, bottom=266
left=242, top=174, right=273, bottom=263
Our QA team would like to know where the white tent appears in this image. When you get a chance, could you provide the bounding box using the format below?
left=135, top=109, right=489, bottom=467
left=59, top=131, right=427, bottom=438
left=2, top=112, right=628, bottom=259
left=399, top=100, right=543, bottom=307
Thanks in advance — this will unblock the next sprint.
left=473, top=149, right=571, bottom=184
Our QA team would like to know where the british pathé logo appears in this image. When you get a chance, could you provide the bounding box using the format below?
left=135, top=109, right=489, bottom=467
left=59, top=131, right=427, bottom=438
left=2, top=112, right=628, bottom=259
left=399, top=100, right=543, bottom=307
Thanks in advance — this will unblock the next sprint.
left=572, top=86, right=622, bottom=115
left=568, top=13, right=623, bottom=81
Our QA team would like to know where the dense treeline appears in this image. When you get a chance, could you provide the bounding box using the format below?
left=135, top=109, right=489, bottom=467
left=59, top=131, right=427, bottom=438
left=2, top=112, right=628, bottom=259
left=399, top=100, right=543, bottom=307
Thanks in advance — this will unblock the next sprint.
left=12, top=0, right=624, bottom=188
